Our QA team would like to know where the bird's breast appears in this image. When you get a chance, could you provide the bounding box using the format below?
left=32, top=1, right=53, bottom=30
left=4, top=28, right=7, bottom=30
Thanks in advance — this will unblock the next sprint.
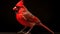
left=16, top=14, right=34, bottom=27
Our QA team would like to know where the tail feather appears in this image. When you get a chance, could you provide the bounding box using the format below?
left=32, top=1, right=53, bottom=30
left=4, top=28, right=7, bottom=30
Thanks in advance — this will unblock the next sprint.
left=38, top=23, right=54, bottom=34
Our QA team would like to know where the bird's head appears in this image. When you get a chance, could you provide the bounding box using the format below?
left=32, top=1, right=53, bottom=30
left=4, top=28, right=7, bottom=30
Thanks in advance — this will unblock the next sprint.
left=13, top=0, right=24, bottom=12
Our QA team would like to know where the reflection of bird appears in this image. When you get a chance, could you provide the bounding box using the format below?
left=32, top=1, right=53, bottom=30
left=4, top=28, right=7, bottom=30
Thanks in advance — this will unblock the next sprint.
left=13, top=0, right=54, bottom=34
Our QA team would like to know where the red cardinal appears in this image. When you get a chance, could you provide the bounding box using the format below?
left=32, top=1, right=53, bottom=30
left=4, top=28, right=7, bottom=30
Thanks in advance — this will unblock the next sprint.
left=13, top=0, right=54, bottom=34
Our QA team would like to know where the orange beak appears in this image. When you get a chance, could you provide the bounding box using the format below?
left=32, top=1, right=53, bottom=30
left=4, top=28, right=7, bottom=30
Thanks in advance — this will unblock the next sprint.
left=13, top=6, right=18, bottom=11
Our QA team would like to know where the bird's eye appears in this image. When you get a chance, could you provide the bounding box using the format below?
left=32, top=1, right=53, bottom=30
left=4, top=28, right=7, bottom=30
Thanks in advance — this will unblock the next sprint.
left=16, top=6, right=21, bottom=9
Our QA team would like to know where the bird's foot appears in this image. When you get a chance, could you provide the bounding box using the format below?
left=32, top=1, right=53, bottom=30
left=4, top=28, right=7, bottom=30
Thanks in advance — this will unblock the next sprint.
left=24, top=31, right=31, bottom=34
left=17, top=31, right=31, bottom=34
left=24, top=32, right=31, bottom=34
left=17, top=31, right=24, bottom=34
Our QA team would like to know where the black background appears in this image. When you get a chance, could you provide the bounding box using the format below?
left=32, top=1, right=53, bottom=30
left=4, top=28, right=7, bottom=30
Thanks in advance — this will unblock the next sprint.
left=0, top=0, right=59, bottom=33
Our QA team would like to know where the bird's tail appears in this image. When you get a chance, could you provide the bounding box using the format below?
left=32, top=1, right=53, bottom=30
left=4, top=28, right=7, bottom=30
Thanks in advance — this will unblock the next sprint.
left=38, top=23, right=54, bottom=34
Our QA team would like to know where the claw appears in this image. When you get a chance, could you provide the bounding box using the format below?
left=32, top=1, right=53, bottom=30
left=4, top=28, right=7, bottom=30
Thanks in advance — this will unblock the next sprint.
left=25, top=32, right=31, bottom=34
left=17, top=31, right=25, bottom=34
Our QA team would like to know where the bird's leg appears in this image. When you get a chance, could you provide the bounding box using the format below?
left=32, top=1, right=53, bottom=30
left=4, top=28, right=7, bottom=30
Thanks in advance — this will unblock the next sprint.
left=25, top=23, right=36, bottom=34
left=17, top=26, right=27, bottom=33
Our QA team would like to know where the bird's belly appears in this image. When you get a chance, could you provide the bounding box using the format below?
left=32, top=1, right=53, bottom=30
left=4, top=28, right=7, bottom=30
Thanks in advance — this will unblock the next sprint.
left=16, top=14, right=33, bottom=27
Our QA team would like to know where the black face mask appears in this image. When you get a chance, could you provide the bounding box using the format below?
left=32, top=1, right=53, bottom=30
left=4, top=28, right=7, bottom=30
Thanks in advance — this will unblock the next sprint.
left=14, top=6, right=21, bottom=13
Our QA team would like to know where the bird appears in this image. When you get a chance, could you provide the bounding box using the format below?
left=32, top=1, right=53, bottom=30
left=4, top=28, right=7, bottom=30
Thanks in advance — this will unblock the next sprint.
left=13, top=0, right=54, bottom=34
